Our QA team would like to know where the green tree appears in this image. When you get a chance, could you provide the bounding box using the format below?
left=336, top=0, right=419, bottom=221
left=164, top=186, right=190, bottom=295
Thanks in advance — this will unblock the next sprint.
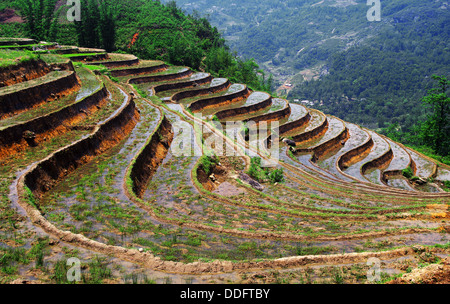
left=74, top=0, right=116, bottom=51
left=15, top=0, right=59, bottom=41
left=419, top=75, right=450, bottom=156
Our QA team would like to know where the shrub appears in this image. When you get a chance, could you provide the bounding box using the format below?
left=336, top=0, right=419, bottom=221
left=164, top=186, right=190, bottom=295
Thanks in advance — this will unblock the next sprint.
left=248, top=157, right=266, bottom=181
left=200, top=154, right=218, bottom=176
left=248, top=157, right=284, bottom=184
left=268, top=168, right=284, bottom=184
left=402, top=166, right=414, bottom=179
left=443, top=181, right=450, bottom=192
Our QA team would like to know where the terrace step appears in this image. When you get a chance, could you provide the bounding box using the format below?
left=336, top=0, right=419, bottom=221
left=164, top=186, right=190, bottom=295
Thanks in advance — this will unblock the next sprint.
left=0, top=38, right=37, bottom=46
left=188, top=83, right=250, bottom=113
left=0, top=66, right=101, bottom=129
left=187, top=83, right=250, bottom=113
left=294, top=116, right=345, bottom=150
left=227, top=98, right=291, bottom=124
left=405, top=147, right=437, bottom=180
left=316, top=122, right=371, bottom=182
left=200, top=91, right=272, bottom=121
left=284, top=108, right=327, bottom=144
left=0, top=68, right=111, bottom=159
left=86, top=53, right=139, bottom=68
left=0, top=41, right=56, bottom=51
left=127, top=66, right=193, bottom=85
left=292, top=116, right=348, bottom=162
left=275, top=103, right=310, bottom=136
left=61, top=52, right=108, bottom=62
left=109, top=60, right=168, bottom=77
left=171, top=78, right=230, bottom=104
left=0, top=70, right=79, bottom=119
left=0, top=58, right=52, bottom=87
left=23, top=81, right=138, bottom=199
left=381, top=136, right=413, bottom=187
left=344, top=130, right=391, bottom=183
left=151, top=72, right=212, bottom=97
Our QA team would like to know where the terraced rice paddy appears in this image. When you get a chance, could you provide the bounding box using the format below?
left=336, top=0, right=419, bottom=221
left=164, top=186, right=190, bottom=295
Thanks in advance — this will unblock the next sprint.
left=0, top=42, right=448, bottom=284
left=344, top=131, right=390, bottom=183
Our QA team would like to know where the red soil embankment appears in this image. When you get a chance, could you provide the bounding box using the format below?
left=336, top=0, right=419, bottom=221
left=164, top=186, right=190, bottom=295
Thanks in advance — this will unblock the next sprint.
left=215, top=94, right=272, bottom=120
left=0, top=59, right=51, bottom=87
left=311, top=127, right=350, bottom=162
left=279, top=112, right=311, bottom=136
left=153, top=74, right=213, bottom=96
left=361, top=148, right=394, bottom=175
left=128, top=68, right=193, bottom=85
left=338, top=134, right=374, bottom=170
left=129, top=115, right=174, bottom=198
left=188, top=86, right=250, bottom=113
left=0, top=71, right=80, bottom=120
left=292, top=115, right=329, bottom=144
left=110, top=63, right=168, bottom=78
left=23, top=91, right=139, bottom=199
left=0, top=84, right=109, bottom=159
left=243, top=102, right=291, bottom=125
left=171, top=79, right=231, bottom=103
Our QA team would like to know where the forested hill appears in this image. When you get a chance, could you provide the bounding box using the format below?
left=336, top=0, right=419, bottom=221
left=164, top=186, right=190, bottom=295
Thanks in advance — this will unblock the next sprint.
left=162, top=0, right=449, bottom=132
left=0, top=0, right=273, bottom=91
left=1, top=0, right=449, bottom=134
left=287, top=0, right=449, bottom=131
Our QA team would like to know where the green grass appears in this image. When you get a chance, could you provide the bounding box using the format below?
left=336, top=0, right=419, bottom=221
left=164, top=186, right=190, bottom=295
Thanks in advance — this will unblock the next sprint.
left=61, top=53, right=107, bottom=58
left=0, top=49, right=37, bottom=68
left=199, top=154, right=218, bottom=176
left=73, top=62, right=108, bottom=73
left=0, top=70, right=70, bottom=95
left=247, top=156, right=284, bottom=184
left=0, top=43, right=53, bottom=50
left=442, top=181, right=450, bottom=192
left=0, top=66, right=101, bottom=129
left=36, top=53, right=70, bottom=65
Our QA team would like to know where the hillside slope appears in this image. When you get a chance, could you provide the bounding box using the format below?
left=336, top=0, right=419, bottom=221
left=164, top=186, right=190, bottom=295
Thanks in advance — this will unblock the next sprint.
left=0, top=40, right=448, bottom=284
left=164, top=0, right=450, bottom=131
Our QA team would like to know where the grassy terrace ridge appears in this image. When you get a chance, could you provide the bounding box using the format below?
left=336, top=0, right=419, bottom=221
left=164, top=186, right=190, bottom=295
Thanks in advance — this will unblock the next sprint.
left=0, top=37, right=36, bottom=44
left=38, top=53, right=72, bottom=65
left=86, top=53, right=138, bottom=64
left=0, top=42, right=55, bottom=50
left=0, top=49, right=38, bottom=68
left=61, top=52, right=108, bottom=58
left=0, top=68, right=129, bottom=258
left=0, top=66, right=101, bottom=129
left=0, top=41, right=448, bottom=284
left=109, top=60, right=165, bottom=71
left=150, top=76, right=225, bottom=100
left=118, top=65, right=187, bottom=83
left=0, top=70, right=72, bottom=95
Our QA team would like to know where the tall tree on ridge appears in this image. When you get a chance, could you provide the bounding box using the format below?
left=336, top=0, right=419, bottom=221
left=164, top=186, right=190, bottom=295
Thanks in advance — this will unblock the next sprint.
left=15, top=0, right=59, bottom=41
